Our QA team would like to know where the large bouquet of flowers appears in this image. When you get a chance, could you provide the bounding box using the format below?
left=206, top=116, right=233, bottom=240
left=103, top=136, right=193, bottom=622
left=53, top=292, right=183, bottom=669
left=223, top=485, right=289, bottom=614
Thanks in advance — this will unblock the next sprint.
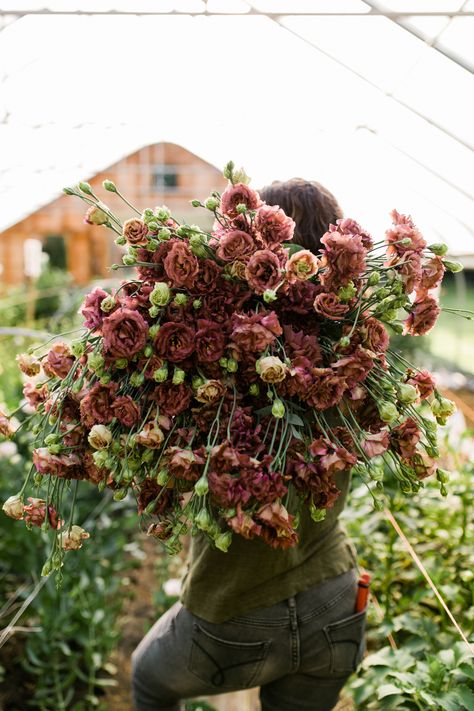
left=2, top=162, right=463, bottom=573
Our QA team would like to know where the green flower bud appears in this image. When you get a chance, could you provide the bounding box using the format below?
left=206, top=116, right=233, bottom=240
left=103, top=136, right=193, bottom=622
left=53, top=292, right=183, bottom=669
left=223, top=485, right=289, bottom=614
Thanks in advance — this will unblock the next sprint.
left=373, top=499, right=385, bottom=511
left=310, top=504, right=326, bottom=523
left=147, top=239, right=159, bottom=252
left=439, top=483, right=448, bottom=497
left=115, top=357, right=128, bottom=368
left=400, top=237, right=412, bottom=246
left=272, top=399, right=285, bottom=419
left=130, top=372, right=145, bottom=387
left=215, top=531, right=233, bottom=552
left=70, top=339, right=86, bottom=358
left=157, top=470, right=169, bottom=485
left=41, top=561, right=52, bottom=577
left=263, top=289, right=278, bottom=303
left=122, top=254, right=136, bottom=266
left=382, top=309, right=397, bottom=322
left=397, top=383, right=418, bottom=404
left=390, top=322, right=404, bottom=335
left=223, top=160, right=235, bottom=181
left=226, top=358, right=238, bottom=373
left=47, top=444, right=62, bottom=455
left=149, top=305, right=160, bottom=318
left=194, top=475, right=209, bottom=497
left=219, top=357, right=229, bottom=368
left=193, top=299, right=202, bottom=310
left=144, top=344, right=153, bottom=358
left=375, top=287, right=390, bottom=299
left=79, top=181, right=93, bottom=195
left=195, top=508, right=211, bottom=531
left=428, top=243, right=448, bottom=256
left=432, top=396, right=456, bottom=418
left=150, top=282, right=171, bottom=307
left=236, top=203, right=247, bottom=214
left=378, top=401, right=398, bottom=424
left=99, top=374, right=112, bottom=385
left=338, top=281, right=357, bottom=302
left=93, top=450, right=110, bottom=468
left=192, top=376, right=205, bottom=390
left=158, top=227, right=171, bottom=240
left=190, top=199, right=202, bottom=207
left=110, top=264, right=120, bottom=270
left=142, top=208, right=154, bottom=221
left=113, top=488, right=128, bottom=501
left=205, top=197, right=219, bottom=211
left=103, top=179, right=117, bottom=193
left=63, top=187, right=75, bottom=196
left=153, top=366, right=168, bottom=382
left=176, top=225, right=189, bottom=238
left=232, top=167, right=251, bottom=185
left=338, top=336, right=350, bottom=348
left=88, top=352, right=105, bottom=372
left=115, top=235, right=127, bottom=246
left=44, top=433, right=60, bottom=445
left=249, top=383, right=260, bottom=396
left=436, top=468, right=450, bottom=484
left=367, top=271, right=380, bottom=286
left=149, top=324, right=161, bottom=338
left=443, top=260, right=464, bottom=273
left=155, top=206, right=171, bottom=222
left=172, top=368, right=185, bottom=385
left=148, top=221, right=160, bottom=232
left=173, top=293, right=188, bottom=306
left=100, top=295, right=116, bottom=312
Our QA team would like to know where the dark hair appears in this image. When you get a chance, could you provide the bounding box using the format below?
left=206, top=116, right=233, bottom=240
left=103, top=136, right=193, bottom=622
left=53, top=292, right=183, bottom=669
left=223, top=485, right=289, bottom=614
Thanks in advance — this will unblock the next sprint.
left=259, top=178, right=343, bottom=253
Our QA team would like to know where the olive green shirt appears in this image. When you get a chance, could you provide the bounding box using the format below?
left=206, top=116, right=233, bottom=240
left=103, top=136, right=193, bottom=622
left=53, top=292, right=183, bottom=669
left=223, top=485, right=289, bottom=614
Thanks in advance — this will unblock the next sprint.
left=180, top=470, right=357, bottom=623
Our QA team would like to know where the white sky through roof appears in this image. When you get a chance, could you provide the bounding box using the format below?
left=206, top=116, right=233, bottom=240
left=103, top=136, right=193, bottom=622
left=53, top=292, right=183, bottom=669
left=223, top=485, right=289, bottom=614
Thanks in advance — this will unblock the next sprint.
left=0, top=2, right=472, bottom=256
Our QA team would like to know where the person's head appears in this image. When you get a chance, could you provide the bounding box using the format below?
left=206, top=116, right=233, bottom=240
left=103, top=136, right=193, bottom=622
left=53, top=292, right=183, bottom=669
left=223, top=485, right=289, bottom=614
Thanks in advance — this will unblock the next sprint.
left=259, top=178, right=343, bottom=253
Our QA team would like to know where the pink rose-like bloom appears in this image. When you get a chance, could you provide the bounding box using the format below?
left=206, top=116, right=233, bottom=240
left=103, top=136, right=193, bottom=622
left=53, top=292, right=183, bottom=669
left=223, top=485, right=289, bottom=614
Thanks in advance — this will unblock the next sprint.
left=80, top=287, right=110, bottom=330
left=123, top=218, right=149, bottom=246
left=333, top=218, right=374, bottom=251
left=136, top=478, right=174, bottom=516
left=154, top=322, right=195, bottom=362
left=390, top=418, right=421, bottom=459
left=406, top=369, right=436, bottom=400
left=152, top=382, right=192, bottom=416
left=255, top=501, right=299, bottom=550
left=313, top=292, right=350, bottom=321
left=191, top=259, right=223, bottom=294
left=404, top=295, right=440, bottom=336
left=254, top=204, right=295, bottom=247
left=411, top=451, right=436, bottom=480
left=386, top=209, right=427, bottom=257
left=163, top=241, right=199, bottom=289
left=320, top=231, right=366, bottom=290
left=195, top=319, right=227, bottom=363
left=33, top=448, right=82, bottom=479
left=245, top=249, right=282, bottom=295
left=363, top=317, right=389, bottom=354
left=23, top=497, right=61, bottom=529
left=231, top=310, right=282, bottom=353
left=283, top=325, right=322, bottom=364
left=23, top=382, right=48, bottom=410
left=332, top=347, right=374, bottom=387
left=220, top=183, right=262, bottom=218
left=166, top=447, right=204, bottom=482
left=418, top=256, right=445, bottom=295
left=111, top=395, right=141, bottom=428
left=79, top=382, right=118, bottom=428
left=136, top=422, right=165, bottom=449
left=306, top=368, right=346, bottom=410
left=102, top=307, right=148, bottom=359
left=319, top=445, right=357, bottom=478
left=362, top=430, right=390, bottom=458
left=226, top=504, right=262, bottom=539
left=393, top=250, right=422, bottom=295
left=216, top=230, right=255, bottom=262
left=43, top=342, right=75, bottom=380
left=286, top=249, right=320, bottom=284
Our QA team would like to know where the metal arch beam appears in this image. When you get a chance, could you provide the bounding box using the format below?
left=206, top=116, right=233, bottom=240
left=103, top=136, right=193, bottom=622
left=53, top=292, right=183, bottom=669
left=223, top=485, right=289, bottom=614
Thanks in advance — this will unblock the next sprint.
left=0, top=9, right=474, bottom=17
left=362, top=0, right=474, bottom=74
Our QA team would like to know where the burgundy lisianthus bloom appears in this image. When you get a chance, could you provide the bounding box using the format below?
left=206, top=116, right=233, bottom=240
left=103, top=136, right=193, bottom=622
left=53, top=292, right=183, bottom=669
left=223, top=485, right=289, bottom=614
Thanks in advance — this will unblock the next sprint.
left=79, top=381, right=118, bottom=428
left=46, top=392, right=81, bottom=423
left=226, top=504, right=262, bottom=539
left=332, top=347, right=374, bottom=387
left=231, top=310, right=282, bottom=353
left=166, top=447, right=204, bottom=482
left=33, top=448, right=83, bottom=479
left=121, top=282, right=154, bottom=311
left=154, top=321, right=195, bottom=362
left=406, top=368, right=436, bottom=400
left=320, top=445, right=357, bottom=478
left=255, top=502, right=299, bottom=550
left=242, top=465, right=288, bottom=503
left=385, top=209, right=427, bottom=257
left=245, top=249, right=282, bottom=295
left=313, top=292, right=350, bottom=321
left=306, top=369, right=346, bottom=410
left=195, top=319, right=227, bottom=362
left=404, top=295, right=440, bottom=336
left=23, top=381, right=48, bottom=410
left=254, top=204, right=295, bottom=247
left=23, top=498, right=61, bottom=529
left=417, top=256, right=445, bottom=295
left=43, top=342, right=75, bottom=380
left=278, top=280, right=322, bottom=317
left=320, top=230, right=366, bottom=290
left=390, top=418, right=421, bottom=459
left=362, top=430, right=390, bottom=458
left=284, top=357, right=314, bottom=398
left=391, top=250, right=422, bottom=295
left=362, top=317, right=389, bottom=354
left=111, top=395, right=141, bottom=427
left=216, top=229, right=256, bottom=262
left=191, top=259, right=223, bottom=294
left=333, top=217, right=373, bottom=251
left=208, top=471, right=252, bottom=507
left=102, top=307, right=148, bottom=359
left=136, top=238, right=178, bottom=283
left=123, top=218, right=148, bottom=246
left=228, top=407, right=264, bottom=455
left=287, top=454, right=341, bottom=509
left=80, top=287, right=109, bottom=330
left=136, top=478, right=174, bottom=516
left=283, top=326, right=322, bottom=364
left=153, top=382, right=192, bottom=416
left=163, top=241, right=199, bottom=289
left=220, top=183, right=262, bottom=218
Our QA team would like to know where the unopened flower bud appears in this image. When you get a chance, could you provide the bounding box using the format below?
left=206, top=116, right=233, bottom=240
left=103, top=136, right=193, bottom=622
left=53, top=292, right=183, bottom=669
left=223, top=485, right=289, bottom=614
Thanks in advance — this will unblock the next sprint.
left=115, top=357, right=128, bottom=368
left=367, top=272, right=380, bottom=286
left=63, top=187, right=75, bottom=196
left=149, top=324, right=160, bottom=338
left=249, top=383, right=260, bottom=396
left=87, top=352, right=104, bottom=372
left=100, top=295, right=116, bottom=312
left=148, top=221, right=160, bottom=232
left=373, top=499, right=385, bottom=511
left=310, top=504, right=326, bottom=523
left=236, top=203, right=247, bottom=214
left=443, top=260, right=464, bottom=273
left=390, top=322, right=404, bottom=335
left=122, top=254, right=136, bottom=266
left=41, top=561, right=52, bottom=576
left=192, top=376, right=205, bottom=390
left=173, top=293, right=188, bottom=306
left=147, top=239, right=159, bottom=252
left=226, top=358, right=238, bottom=373
left=205, top=197, right=219, bottom=211
left=155, top=206, right=171, bottom=222
left=85, top=206, right=108, bottom=226
left=194, top=476, right=209, bottom=497
left=428, top=243, right=448, bottom=256
left=2, top=494, right=23, bottom=520
left=79, top=181, right=93, bottom=195
left=150, top=282, right=171, bottom=307
left=397, top=383, right=418, bottom=404
left=338, top=336, right=350, bottom=348
left=70, top=340, right=86, bottom=358
left=431, top=396, right=456, bottom=418
left=215, top=531, right=232, bottom=552
left=195, top=508, right=211, bottom=531
left=157, top=469, right=169, bottom=486
left=190, top=199, right=202, bottom=207
left=378, top=401, right=398, bottom=423
left=272, top=399, right=285, bottom=418
left=149, top=305, right=160, bottom=318
left=436, top=468, right=450, bottom=483
left=130, top=372, right=145, bottom=387
left=193, top=299, right=202, bottom=310
left=338, top=281, right=357, bottom=301
left=93, top=450, right=110, bottom=468
left=103, top=179, right=117, bottom=193
left=153, top=366, right=168, bottom=382
left=263, top=289, right=278, bottom=303
left=219, top=357, right=228, bottom=368
left=113, top=488, right=128, bottom=501
left=223, top=160, right=235, bottom=181
left=47, top=444, right=62, bottom=455
left=158, top=227, right=171, bottom=240
left=172, top=368, right=185, bottom=385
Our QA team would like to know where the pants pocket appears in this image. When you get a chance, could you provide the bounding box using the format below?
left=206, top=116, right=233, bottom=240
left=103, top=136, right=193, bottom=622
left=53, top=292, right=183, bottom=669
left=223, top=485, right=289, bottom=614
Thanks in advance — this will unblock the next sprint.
left=323, top=608, right=367, bottom=675
left=187, top=622, right=270, bottom=691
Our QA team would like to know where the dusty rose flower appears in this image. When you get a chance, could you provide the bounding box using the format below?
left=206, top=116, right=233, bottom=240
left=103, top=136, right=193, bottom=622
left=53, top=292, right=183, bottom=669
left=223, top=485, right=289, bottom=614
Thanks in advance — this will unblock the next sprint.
left=362, top=317, right=389, bottom=353
left=320, top=445, right=357, bottom=478
left=163, top=241, right=199, bottom=288
left=192, top=259, right=222, bottom=294
left=102, top=307, right=149, bottom=358
left=220, top=183, right=262, bottom=217
left=257, top=356, right=287, bottom=383
left=2, top=494, right=24, bottom=520
left=362, top=430, right=390, bottom=458
left=228, top=261, right=247, bottom=280
left=406, top=369, right=436, bottom=400
left=320, top=230, right=366, bottom=290
left=61, top=525, right=90, bottom=550
left=283, top=325, right=322, bottom=364
left=111, top=395, right=141, bottom=427
left=195, top=379, right=226, bottom=404
left=286, top=249, right=319, bottom=283
left=0, top=410, right=14, bottom=438
left=147, top=521, right=173, bottom=540
left=195, top=320, right=227, bottom=363
left=411, top=451, right=436, bottom=480
left=136, top=422, right=165, bottom=449
left=332, top=347, right=374, bottom=387
left=255, top=501, right=299, bottom=549
left=226, top=504, right=262, bottom=539
left=154, top=322, right=195, bottom=362
left=306, top=369, right=346, bottom=410
left=33, top=448, right=82, bottom=479
left=43, top=342, right=75, bottom=379
left=418, top=256, right=445, bottom=294
left=23, top=498, right=61, bottom=529
left=16, top=353, right=41, bottom=376
left=216, top=230, right=255, bottom=262
left=85, top=206, right=108, bottom=226
left=166, top=447, right=204, bottom=481
left=391, top=418, right=421, bottom=459
left=245, top=249, right=282, bottom=295
left=123, top=218, right=148, bottom=246
left=404, top=296, right=440, bottom=336
left=313, top=292, right=350, bottom=321
left=393, top=251, right=422, bottom=294
left=333, top=218, right=373, bottom=250
left=23, top=382, right=48, bottom=410
left=254, top=204, right=295, bottom=247
left=87, top=424, right=112, bottom=449
left=80, top=287, right=110, bottom=331
left=153, top=382, right=192, bottom=416
left=231, top=311, right=282, bottom=353
left=137, top=479, right=174, bottom=516
left=386, top=209, right=427, bottom=257
left=79, top=382, right=118, bottom=428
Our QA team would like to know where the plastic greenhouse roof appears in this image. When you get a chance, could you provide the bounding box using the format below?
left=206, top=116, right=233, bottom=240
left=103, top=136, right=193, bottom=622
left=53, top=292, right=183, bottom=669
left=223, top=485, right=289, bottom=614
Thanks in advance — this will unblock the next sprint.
left=0, top=1, right=472, bottom=257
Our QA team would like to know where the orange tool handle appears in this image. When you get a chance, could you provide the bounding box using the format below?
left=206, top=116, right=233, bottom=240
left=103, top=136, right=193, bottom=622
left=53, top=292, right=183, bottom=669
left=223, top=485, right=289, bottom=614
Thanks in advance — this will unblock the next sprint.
left=355, top=572, right=371, bottom=613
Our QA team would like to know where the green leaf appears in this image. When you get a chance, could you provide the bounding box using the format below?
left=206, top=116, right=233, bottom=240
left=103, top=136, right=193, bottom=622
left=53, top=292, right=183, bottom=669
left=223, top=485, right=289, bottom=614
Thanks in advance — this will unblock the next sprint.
left=438, top=691, right=464, bottom=711
left=286, top=412, right=304, bottom=426
left=378, top=683, right=402, bottom=699
left=459, top=664, right=474, bottom=682
left=456, top=685, right=474, bottom=711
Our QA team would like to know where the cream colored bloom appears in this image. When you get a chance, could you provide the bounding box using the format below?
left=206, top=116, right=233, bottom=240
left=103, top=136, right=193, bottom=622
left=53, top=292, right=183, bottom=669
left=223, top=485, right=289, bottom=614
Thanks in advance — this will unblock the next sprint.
left=257, top=356, right=287, bottom=383
left=61, top=525, right=90, bottom=551
left=2, top=494, right=23, bottom=520
left=87, top=424, right=113, bottom=449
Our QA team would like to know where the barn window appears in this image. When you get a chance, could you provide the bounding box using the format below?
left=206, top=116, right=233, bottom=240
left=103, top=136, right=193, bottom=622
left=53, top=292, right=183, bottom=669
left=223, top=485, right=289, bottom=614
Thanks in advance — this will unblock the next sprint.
left=151, top=166, right=179, bottom=192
